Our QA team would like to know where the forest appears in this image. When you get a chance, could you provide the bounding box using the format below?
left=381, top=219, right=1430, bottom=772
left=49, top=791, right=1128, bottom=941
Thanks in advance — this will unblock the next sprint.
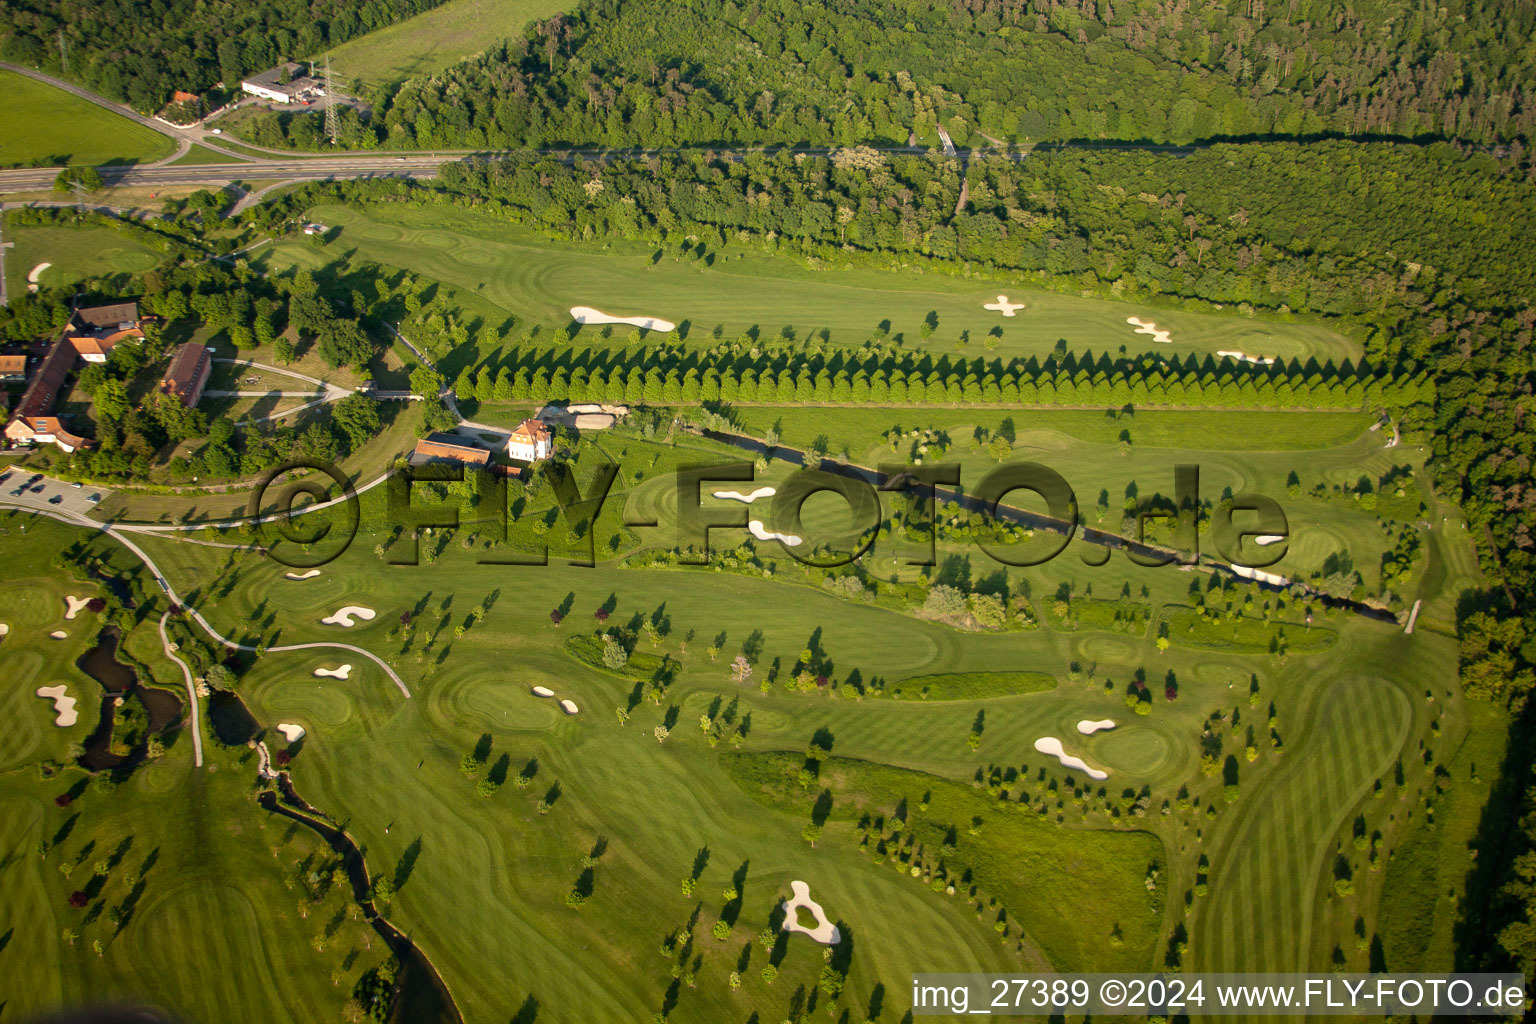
left=236, top=0, right=1536, bottom=151
left=0, top=0, right=449, bottom=111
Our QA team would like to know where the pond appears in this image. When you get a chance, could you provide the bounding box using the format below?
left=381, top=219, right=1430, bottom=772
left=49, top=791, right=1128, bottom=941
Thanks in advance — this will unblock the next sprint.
left=207, top=689, right=260, bottom=746
left=77, top=629, right=183, bottom=772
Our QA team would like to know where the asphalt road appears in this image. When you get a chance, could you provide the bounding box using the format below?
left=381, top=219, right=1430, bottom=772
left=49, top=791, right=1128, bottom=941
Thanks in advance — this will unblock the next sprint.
left=0, top=468, right=109, bottom=516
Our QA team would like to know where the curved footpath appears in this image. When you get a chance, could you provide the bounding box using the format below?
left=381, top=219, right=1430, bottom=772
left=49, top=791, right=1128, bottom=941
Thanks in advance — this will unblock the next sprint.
left=2, top=500, right=412, bottom=719
left=157, top=611, right=204, bottom=767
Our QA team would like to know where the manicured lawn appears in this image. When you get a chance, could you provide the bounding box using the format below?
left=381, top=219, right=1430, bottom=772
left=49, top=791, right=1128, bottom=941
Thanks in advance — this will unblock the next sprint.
left=2, top=218, right=163, bottom=299
left=0, top=517, right=379, bottom=1024
left=253, top=202, right=1364, bottom=369
left=0, top=71, right=175, bottom=168
left=319, top=0, right=575, bottom=90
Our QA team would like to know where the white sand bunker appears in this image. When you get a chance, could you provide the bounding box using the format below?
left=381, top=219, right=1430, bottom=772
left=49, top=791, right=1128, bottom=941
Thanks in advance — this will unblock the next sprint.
left=1, top=623, right=11, bottom=637
left=1230, top=563, right=1289, bottom=586
left=49, top=630, right=67, bottom=639
left=984, top=295, right=1025, bottom=316
left=569, top=305, right=676, bottom=333
left=1077, top=719, right=1117, bottom=735
left=285, top=569, right=322, bottom=581
left=782, top=881, right=841, bottom=945
left=559, top=699, right=580, bottom=715
left=1034, top=737, right=1108, bottom=780
left=27, top=262, right=51, bottom=292
left=1127, top=316, right=1172, bottom=344
left=748, top=520, right=802, bottom=546
left=1254, top=534, right=1286, bottom=546
left=64, top=595, right=91, bottom=620
left=313, top=665, right=352, bottom=679
left=713, top=487, right=776, bottom=504
left=531, top=685, right=555, bottom=697
left=276, top=723, right=306, bottom=743
left=1216, top=350, right=1276, bottom=365
left=36, top=685, right=78, bottom=727
left=321, top=606, right=376, bottom=627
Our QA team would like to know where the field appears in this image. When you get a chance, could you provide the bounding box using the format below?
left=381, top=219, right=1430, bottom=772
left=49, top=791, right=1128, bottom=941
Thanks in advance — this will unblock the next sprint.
left=1, top=217, right=164, bottom=298
left=0, top=71, right=175, bottom=168
left=319, top=0, right=575, bottom=92
left=253, top=202, right=1364, bottom=375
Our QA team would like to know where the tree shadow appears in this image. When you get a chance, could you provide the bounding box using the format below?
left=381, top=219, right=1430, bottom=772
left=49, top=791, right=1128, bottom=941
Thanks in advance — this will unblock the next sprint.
left=393, top=837, right=423, bottom=890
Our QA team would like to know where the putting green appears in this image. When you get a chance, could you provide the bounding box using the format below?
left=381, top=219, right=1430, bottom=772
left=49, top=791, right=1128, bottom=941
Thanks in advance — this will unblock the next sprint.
left=1091, top=726, right=1174, bottom=776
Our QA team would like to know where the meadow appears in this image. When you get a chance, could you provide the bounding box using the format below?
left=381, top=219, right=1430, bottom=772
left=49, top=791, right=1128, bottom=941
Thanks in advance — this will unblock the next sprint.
left=254, top=202, right=1364, bottom=373
left=318, top=0, right=574, bottom=92
left=0, top=71, right=175, bottom=168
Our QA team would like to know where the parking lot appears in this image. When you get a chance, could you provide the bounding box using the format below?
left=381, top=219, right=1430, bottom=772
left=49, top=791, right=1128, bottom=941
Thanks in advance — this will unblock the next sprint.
left=0, top=470, right=110, bottom=517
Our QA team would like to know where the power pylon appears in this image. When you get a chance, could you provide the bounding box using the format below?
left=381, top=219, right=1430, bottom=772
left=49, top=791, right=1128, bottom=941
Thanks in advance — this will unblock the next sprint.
left=323, top=53, right=339, bottom=145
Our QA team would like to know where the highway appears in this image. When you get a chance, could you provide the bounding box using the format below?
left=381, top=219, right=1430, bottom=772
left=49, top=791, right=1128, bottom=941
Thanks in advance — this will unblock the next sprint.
left=0, top=160, right=442, bottom=192
left=0, top=62, right=1209, bottom=201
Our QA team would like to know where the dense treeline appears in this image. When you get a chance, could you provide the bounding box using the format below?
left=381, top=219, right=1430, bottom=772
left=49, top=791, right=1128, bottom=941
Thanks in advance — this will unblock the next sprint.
left=246, top=0, right=1534, bottom=151
left=451, top=341, right=1425, bottom=412
left=0, top=0, right=447, bottom=111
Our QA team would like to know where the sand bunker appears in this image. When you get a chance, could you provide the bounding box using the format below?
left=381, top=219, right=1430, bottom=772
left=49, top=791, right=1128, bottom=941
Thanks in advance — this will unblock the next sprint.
left=1254, top=535, right=1286, bottom=546
left=36, top=685, right=78, bottom=727
left=321, top=606, right=376, bottom=627
left=569, top=305, right=676, bottom=333
left=531, top=685, right=555, bottom=697
left=313, top=665, right=352, bottom=679
left=573, top=413, right=614, bottom=429
left=1127, top=316, right=1172, bottom=344
left=1229, top=564, right=1289, bottom=587
left=49, top=630, right=67, bottom=639
left=0, top=623, right=8, bottom=637
left=285, top=569, right=322, bottom=581
left=748, top=520, right=802, bottom=547
left=1077, top=719, right=1117, bottom=735
left=560, top=699, right=580, bottom=715
left=713, top=487, right=776, bottom=504
left=276, top=723, right=306, bottom=743
left=1216, top=350, right=1276, bottom=366
left=984, top=295, right=1025, bottom=317
left=1034, top=736, right=1108, bottom=780
left=27, top=262, right=51, bottom=292
left=64, top=595, right=90, bottom=620
left=781, top=881, right=841, bottom=945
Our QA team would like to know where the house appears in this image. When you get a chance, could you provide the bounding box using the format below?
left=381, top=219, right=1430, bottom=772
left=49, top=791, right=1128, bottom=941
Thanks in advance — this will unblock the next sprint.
left=507, top=418, right=553, bottom=462
left=240, top=63, right=326, bottom=104
left=3, top=299, right=143, bottom=451
left=65, top=302, right=143, bottom=364
left=0, top=354, right=27, bottom=382
left=3, top=340, right=88, bottom=451
left=159, top=342, right=212, bottom=407
left=409, top=433, right=492, bottom=469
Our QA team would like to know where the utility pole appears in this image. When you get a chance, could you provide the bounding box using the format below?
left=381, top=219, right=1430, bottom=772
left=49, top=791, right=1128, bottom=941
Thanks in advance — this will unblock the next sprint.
left=323, top=53, right=339, bottom=145
left=70, top=180, right=88, bottom=213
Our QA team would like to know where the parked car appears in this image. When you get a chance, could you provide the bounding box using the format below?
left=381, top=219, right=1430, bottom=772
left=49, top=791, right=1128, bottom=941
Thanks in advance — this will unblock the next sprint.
left=88, top=493, right=101, bottom=502
left=71, top=481, right=82, bottom=489
left=30, top=484, right=45, bottom=493
left=48, top=495, right=63, bottom=504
